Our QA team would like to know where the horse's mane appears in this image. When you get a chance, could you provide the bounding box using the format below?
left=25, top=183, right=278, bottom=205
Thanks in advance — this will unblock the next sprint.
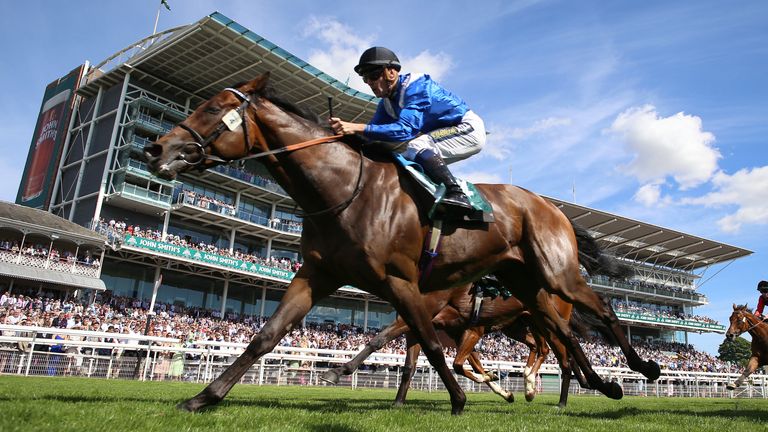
left=736, top=304, right=754, bottom=313
left=239, top=81, right=372, bottom=150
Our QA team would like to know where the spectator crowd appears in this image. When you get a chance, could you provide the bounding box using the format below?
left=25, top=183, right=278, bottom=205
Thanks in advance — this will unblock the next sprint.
left=1, top=289, right=735, bottom=375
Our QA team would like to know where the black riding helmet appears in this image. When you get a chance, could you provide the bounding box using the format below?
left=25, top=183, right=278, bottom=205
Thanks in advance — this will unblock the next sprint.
left=354, top=47, right=402, bottom=75
left=758, top=280, right=768, bottom=293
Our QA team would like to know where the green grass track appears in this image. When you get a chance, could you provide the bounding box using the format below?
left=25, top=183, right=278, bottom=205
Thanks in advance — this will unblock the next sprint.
left=0, top=376, right=765, bottom=432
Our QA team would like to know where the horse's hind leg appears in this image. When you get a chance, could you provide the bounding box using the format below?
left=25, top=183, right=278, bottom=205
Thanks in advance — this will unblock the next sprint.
left=528, top=224, right=660, bottom=382
left=178, top=270, right=335, bottom=412
left=321, top=318, right=410, bottom=384
left=502, top=282, right=624, bottom=400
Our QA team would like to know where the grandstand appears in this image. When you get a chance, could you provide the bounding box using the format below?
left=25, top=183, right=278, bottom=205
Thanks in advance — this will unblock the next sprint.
left=9, top=11, right=752, bottom=361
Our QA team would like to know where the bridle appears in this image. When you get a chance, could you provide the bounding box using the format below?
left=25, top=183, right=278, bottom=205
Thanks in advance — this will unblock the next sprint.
left=728, top=310, right=766, bottom=338
left=176, top=88, right=253, bottom=166
left=173, top=87, right=364, bottom=217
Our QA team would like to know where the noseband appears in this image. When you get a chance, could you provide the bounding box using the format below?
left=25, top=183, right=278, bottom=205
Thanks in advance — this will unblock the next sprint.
left=177, top=87, right=253, bottom=165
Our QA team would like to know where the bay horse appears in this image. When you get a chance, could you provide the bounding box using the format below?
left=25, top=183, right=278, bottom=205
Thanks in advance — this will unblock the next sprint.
left=320, top=289, right=586, bottom=407
left=321, top=223, right=620, bottom=408
left=144, top=73, right=660, bottom=414
left=725, top=304, right=768, bottom=390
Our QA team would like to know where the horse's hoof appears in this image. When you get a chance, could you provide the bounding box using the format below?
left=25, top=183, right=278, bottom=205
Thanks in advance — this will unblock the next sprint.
left=525, top=392, right=535, bottom=402
left=177, top=399, right=203, bottom=413
left=487, top=372, right=500, bottom=382
left=392, top=400, right=405, bottom=408
left=556, top=402, right=567, bottom=409
left=319, top=370, right=340, bottom=385
left=505, top=394, right=515, bottom=403
left=644, top=360, right=661, bottom=381
left=606, top=382, right=623, bottom=400
left=451, top=394, right=467, bottom=415
left=726, top=384, right=736, bottom=391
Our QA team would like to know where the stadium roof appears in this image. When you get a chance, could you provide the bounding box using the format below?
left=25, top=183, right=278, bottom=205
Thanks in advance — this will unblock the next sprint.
left=76, top=12, right=751, bottom=274
left=0, top=201, right=106, bottom=246
left=79, top=11, right=378, bottom=123
left=547, top=196, right=752, bottom=271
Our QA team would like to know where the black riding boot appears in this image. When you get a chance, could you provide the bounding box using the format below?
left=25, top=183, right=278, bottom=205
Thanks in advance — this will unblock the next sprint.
left=415, top=149, right=473, bottom=215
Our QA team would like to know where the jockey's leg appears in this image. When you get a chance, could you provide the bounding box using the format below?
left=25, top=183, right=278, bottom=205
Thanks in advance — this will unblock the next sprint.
left=414, top=149, right=473, bottom=212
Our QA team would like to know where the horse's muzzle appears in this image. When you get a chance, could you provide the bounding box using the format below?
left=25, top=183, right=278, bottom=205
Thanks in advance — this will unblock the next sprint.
left=725, top=332, right=735, bottom=341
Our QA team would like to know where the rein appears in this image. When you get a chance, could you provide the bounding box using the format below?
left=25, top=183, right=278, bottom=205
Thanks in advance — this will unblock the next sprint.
left=733, top=313, right=767, bottom=337
left=176, top=87, right=361, bottom=217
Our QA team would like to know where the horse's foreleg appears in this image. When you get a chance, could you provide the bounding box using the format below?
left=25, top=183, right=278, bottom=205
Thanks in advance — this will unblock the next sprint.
left=320, top=318, right=410, bottom=384
left=388, top=277, right=466, bottom=415
left=394, top=333, right=420, bottom=406
left=727, top=356, right=760, bottom=390
left=178, top=273, right=333, bottom=412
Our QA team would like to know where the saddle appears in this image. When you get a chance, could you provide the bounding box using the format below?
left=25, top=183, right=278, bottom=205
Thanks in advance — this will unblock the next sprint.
left=392, top=153, right=494, bottom=223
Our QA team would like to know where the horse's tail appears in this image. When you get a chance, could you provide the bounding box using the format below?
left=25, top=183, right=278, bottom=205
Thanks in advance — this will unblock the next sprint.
left=569, top=305, right=619, bottom=347
left=572, top=221, right=634, bottom=280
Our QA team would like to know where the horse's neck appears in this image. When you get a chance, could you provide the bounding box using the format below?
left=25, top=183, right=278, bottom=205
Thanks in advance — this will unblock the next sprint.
left=255, top=103, right=362, bottom=216
left=747, top=313, right=768, bottom=339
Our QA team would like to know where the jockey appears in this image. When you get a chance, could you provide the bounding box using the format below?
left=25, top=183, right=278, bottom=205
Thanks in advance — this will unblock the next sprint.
left=756, top=280, right=768, bottom=318
left=329, top=46, right=486, bottom=217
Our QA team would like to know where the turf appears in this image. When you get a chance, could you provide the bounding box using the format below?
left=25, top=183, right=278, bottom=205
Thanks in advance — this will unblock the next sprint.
left=0, top=376, right=765, bottom=432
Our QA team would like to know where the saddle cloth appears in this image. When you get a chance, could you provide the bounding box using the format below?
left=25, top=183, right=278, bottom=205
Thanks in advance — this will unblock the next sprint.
left=393, top=153, right=494, bottom=222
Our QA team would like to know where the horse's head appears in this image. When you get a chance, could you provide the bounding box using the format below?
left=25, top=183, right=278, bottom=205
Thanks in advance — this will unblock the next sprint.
left=726, top=303, right=752, bottom=340
left=144, top=73, right=271, bottom=180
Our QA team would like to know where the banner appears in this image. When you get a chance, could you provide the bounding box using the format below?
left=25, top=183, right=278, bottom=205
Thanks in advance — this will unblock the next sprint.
left=17, top=65, right=86, bottom=209
left=615, top=311, right=724, bottom=331
left=123, top=235, right=295, bottom=281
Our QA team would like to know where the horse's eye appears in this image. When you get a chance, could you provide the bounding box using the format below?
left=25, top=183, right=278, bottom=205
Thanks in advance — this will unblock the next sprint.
left=205, top=107, right=221, bottom=115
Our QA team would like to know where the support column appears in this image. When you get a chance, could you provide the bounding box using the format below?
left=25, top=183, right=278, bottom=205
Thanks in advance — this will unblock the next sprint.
left=363, top=299, right=369, bottom=332
left=70, top=85, right=104, bottom=221
left=161, top=209, right=171, bottom=241
left=92, top=71, right=132, bottom=224
left=259, top=286, right=267, bottom=318
left=220, top=279, right=229, bottom=318
left=266, top=238, right=273, bottom=260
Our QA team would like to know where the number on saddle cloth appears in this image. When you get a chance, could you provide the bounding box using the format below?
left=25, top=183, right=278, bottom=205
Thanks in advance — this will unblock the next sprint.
left=392, top=153, right=495, bottom=223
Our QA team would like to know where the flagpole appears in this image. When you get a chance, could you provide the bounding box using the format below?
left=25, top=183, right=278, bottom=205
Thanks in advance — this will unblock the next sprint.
left=152, top=5, right=161, bottom=35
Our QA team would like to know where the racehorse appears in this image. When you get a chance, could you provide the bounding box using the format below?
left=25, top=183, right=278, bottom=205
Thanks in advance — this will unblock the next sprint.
left=143, top=73, right=660, bottom=414
left=725, top=304, right=768, bottom=390
left=321, top=223, right=622, bottom=408
left=320, top=282, right=592, bottom=407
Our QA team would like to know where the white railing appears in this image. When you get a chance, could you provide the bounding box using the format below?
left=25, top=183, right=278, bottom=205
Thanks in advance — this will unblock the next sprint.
left=0, top=250, right=99, bottom=278
left=0, top=324, right=764, bottom=399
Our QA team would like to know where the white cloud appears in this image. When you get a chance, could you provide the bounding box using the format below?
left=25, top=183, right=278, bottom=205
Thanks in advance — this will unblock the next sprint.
left=483, top=117, right=572, bottom=160
left=609, top=105, right=720, bottom=189
left=457, top=170, right=502, bottom=185
left=682, top=166, right=768, bottom=232
left=634, top=183, right=661, bottom=206
left=301, top=17, right=454, bottom=93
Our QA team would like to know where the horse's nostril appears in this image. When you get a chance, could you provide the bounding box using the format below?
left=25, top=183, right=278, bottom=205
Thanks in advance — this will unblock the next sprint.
left=144, top=144, right=162, bottom=158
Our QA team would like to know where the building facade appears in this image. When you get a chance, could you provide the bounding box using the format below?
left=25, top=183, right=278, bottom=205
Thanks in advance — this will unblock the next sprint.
left=14, top=12, right=751, bottom=343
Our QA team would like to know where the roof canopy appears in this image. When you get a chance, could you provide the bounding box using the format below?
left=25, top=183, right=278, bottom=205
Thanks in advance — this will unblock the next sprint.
left=80, top=12, right=378, bottom=123
left=548, top=196, right=752, bottom=271
left=0, top=201, right=106, bottom=246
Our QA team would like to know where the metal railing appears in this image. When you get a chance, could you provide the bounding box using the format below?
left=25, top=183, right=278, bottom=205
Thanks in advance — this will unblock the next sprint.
left=1, top=325, right=764, bottom=399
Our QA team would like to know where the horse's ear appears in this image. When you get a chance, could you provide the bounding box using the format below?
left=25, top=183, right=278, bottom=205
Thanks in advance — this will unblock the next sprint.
left=733, top=303, right=737, bottom=310
left=241, top=72, right=271, bottom=94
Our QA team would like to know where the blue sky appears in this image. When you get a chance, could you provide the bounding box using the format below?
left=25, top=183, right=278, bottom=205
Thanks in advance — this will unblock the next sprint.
left=0, top=1, right=766, bottom=356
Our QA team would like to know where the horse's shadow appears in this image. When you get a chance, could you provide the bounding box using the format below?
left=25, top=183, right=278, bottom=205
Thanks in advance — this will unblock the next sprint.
left=566, top=406, right=768, bottom=421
